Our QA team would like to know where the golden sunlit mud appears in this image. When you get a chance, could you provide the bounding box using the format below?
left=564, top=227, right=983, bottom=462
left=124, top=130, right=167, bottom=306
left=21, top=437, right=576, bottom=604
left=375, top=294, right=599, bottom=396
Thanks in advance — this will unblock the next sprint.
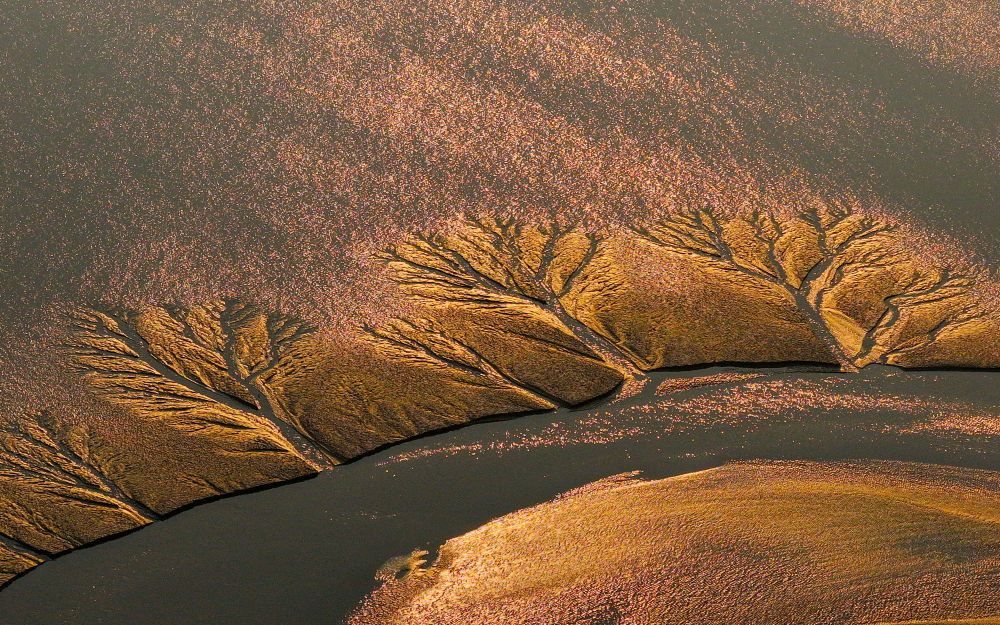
left=0, top=543, right=44, bottom=588
left=2, top=0, right=999, bottom=604
left=2, top=203, right=999, bottom=588
left=350, top=461, right=1000, bottom=625
left=380, top=208, right=1000, bottom=378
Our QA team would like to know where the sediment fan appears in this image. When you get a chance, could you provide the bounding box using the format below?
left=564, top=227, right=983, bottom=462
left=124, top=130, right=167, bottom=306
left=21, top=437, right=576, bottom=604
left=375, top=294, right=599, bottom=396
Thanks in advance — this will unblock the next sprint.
left=348, top=461, right=1000, bottom=625
left=1, top=207, right=999, bottom=587
left=2, top=0, right=999, bottom=614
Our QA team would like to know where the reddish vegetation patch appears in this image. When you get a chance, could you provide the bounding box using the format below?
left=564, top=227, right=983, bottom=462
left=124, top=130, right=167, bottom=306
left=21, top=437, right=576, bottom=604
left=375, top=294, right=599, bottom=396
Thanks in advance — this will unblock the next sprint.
left=655, top=372, right=770, bottom=395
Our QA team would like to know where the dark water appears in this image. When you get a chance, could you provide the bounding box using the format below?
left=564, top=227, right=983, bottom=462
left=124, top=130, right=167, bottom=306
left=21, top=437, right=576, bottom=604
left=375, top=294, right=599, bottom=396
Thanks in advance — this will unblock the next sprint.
left=2, top=0, right=999, bottom=622
left=2, top=367, right=1000, bottom=624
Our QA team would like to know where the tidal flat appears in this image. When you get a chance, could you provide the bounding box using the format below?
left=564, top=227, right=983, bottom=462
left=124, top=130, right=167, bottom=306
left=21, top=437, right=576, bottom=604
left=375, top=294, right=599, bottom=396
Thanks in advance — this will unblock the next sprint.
left=2, top=0, right=999, bottom=621
left=4, top=368, right=1000, bottom=624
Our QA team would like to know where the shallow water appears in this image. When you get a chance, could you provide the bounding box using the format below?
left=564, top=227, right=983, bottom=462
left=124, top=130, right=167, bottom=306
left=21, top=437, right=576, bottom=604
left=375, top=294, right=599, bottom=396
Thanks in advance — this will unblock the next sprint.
left=2, top=0, right=999, bottom=620
left=2, top=367, right=999, bottom=624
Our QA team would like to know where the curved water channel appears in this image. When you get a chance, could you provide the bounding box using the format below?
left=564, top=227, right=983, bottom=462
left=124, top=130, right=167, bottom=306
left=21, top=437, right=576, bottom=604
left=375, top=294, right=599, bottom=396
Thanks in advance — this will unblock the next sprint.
left=2, top=366, right=1000, bottom=624
left=3, top=0, right=1000, bottom=620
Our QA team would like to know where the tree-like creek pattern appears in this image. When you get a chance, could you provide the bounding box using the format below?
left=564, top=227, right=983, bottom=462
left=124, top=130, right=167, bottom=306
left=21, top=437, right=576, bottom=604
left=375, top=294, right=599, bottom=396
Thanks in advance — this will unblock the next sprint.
left=377, top=204, right=996, bottom=385
left=635, top=206, right=984, bottom=368
left=2, top=206, right=999, bottom=588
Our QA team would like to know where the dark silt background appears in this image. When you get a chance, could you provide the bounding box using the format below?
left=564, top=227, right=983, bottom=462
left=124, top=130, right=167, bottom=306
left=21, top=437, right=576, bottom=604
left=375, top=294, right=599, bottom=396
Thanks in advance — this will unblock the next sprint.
left=1, top=0, right=999, bottom=622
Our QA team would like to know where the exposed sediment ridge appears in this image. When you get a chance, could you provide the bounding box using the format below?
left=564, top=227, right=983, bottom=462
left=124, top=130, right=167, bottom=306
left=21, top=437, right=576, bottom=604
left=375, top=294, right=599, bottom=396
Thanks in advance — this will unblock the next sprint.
left=2, top=206, right=999, bottom=590
left=2, top=0, right=999, bottom=606
left=349, top=461, right=1000, bottom=625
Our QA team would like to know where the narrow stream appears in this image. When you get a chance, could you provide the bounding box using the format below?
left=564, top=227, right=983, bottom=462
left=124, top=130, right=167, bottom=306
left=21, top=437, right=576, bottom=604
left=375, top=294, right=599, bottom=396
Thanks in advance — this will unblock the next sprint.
left=2, top=367, right=998, bottom=624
